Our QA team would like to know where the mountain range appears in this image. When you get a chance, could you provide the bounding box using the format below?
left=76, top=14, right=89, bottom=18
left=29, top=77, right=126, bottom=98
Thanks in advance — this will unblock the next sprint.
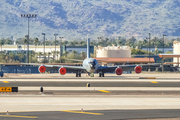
left=1, top=0, right=180, bottom=40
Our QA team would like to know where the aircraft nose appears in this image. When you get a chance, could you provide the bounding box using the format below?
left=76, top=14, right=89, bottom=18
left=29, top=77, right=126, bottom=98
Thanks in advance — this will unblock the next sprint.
left=90, top=64, right=95, bottom=69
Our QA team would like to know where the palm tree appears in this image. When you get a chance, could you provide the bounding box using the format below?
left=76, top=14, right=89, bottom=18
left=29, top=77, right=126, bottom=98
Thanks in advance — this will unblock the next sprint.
left=63, top=51, right=69, bottom=58
left=52, top=51, right=56, bottom=62
left=79, top=41, right=86, bottom=46
left=81, top=51, right=86, bottom=59
left=9, top=52, right=15, bottom=63
left=70, top=41, right=75, bottom=46
left=5, top=54, right=9, bottom=63
left=0, top=39, right=4, bottom=51
left=72, top=50, right=77, bottom=57
left=23, top=39, right=28, bottom=50
left=29, top=51, right=36, bottom=63
left=0, top=53, right=6, bottom=63
left=48, top=52, right=51, bottom=62
left=17, top=52, right=25, bottom=63
left=37, top=52, right=43, bottom=62
left=56, top=51, right=60, bottom=60
left=34, top=38, right=39, bottom=52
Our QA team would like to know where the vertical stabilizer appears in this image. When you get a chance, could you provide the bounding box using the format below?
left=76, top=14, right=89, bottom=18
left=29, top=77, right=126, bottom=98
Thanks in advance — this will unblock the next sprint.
left=87, top=37, right=90, bottom=58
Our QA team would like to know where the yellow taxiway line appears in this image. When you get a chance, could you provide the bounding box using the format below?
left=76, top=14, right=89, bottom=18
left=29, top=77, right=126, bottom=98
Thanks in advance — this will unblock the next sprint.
left=151, top=81, right=159, bottom=83
left=0, top=115, right=37, bottom=118
left=98, top=90, right=111, bottom=93
left=3, top=81, right=9, bottom=83
left=61, top=110, right=103, bottom=115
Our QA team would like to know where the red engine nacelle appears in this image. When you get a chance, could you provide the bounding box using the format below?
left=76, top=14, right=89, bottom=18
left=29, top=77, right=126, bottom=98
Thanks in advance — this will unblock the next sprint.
left=59, top=67, right=67, bottom=75
left=135, top=66, right=142, bottom=74
left=38, top=65, right=46, bottom=73
left=115, top=67, right=123, bottom=75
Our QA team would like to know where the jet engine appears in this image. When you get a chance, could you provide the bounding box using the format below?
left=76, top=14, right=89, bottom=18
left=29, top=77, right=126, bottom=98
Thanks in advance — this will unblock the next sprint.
left=59, top=67, right=67, bottom=75
left=115, top=67, right=123, bottom=75
left=38, top=65, right=46, bottom=73
left=134, top=66, right=142, bottom=74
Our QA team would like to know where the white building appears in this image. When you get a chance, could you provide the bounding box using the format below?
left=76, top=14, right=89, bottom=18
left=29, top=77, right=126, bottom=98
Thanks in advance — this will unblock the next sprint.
left=1, top=45, right=61, bottom=53
left=173, top=41, right=180, bottom=67
left=96, top=45, right=131, bottom=58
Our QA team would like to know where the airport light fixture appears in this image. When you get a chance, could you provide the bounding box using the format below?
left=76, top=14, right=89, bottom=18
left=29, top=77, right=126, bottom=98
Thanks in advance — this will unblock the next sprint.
left=42, top=33, right=45, bottom=63
left=97, top=37, right=101, bottom=43
left=21, top=14, right=37, bottom=63
left=163, top=34, right=166, bottom=54
left=54, top=33, right=58, bottom=61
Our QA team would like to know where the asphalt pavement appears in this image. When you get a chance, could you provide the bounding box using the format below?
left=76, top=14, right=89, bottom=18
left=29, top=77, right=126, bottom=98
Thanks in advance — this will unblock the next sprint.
left=1, top=81, right=180, bottom=87
left=0, top=109, right=180, bottom=120
left=0, top=73, right=180, bottom=119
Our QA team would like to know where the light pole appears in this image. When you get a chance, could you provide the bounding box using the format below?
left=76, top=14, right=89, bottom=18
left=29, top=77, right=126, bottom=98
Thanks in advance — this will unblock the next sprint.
left=146, top=38, right=148, bottom=57
left=149, top=33, right=151, bottom=71
left=42, top=33, right=45, bottom=63
left=54, top=34, right=58, bottom=61
left=163, top=34, right=166, bottom=54
left=59, top=37, right=63, bottom=63
left=21, top=14, right=37, bottom=63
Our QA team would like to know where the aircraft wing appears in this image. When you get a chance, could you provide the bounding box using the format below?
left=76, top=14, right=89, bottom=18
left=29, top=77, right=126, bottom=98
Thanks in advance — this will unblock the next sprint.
left=22, top=63, right=86, bottom=71
left=98, top=65, right=136, bottom=72
left=98, top=64, right=160, bottom=73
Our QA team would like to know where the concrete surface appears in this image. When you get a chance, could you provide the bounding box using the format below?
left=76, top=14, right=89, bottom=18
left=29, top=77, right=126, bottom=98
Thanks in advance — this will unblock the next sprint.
left=16, top=87, right=180, bottom=91
left=1, top=81, right=180, bottom=87
left=2, top=72, right=180, bottom=79
left=0, top=95, right=180, bottom=112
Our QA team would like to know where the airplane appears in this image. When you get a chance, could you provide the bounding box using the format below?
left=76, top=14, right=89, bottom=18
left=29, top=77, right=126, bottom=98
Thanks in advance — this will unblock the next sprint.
left=26, top=38, right=159, bottom=77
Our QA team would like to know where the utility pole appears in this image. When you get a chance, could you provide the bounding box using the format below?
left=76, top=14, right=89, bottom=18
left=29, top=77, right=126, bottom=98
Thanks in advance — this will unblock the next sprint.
left=146, top=38, right=148, bottom=57
left=42, top=33, right=45, bottom=63
left=21, top=14, right=37, bottom=63
left=59, top=37, right=63, bottom=63
left=54, top=34, right=58, bottom=61
left=149, top=33, right=151, bottom=72
left=163, top=34, right=166, bottom=54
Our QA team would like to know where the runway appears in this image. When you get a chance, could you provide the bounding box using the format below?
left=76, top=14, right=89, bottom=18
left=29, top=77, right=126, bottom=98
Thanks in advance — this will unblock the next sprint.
left=1, top=78, right=180, bottom=95
left=1, top=81, right=180, bottom=87
left=1, top=73, right=180, bottom=119
left=0, top=109, right=180, bottom=120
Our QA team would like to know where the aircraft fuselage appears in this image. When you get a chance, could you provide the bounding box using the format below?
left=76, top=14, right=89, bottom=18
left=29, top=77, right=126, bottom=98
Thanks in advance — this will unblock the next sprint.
left=83, top=58, right=98, bottom=73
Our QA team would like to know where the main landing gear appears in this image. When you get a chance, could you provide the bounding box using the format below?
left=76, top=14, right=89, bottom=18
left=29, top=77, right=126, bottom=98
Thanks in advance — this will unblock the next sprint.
left=76, top=71, right=81, bottom=77
left=99, top=72, right=104, bottom=77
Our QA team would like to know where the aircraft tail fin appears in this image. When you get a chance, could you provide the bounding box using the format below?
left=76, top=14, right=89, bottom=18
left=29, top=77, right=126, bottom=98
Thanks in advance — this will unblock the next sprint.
left=87, top=37, right=90, bottom=58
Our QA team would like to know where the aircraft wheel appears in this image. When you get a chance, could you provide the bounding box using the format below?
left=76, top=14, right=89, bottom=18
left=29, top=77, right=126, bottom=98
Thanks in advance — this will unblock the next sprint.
left=102, top=72, right=104, bottom=77
left=76, top=73, right=78, bottom=77
left=99, top=73, right=102, bottom=77
left=79, top=73, right=81, bottom=77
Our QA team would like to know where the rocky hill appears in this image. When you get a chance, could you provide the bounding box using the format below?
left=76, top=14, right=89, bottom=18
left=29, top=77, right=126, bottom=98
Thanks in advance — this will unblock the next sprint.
left=0, top=0, right=180, bottom=40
